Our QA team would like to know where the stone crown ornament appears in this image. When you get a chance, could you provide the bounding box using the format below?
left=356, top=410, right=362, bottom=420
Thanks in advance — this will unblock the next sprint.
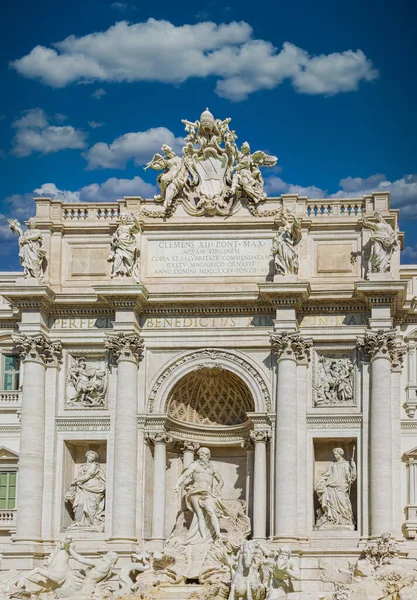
left=144, top=108, right=277, bottom=217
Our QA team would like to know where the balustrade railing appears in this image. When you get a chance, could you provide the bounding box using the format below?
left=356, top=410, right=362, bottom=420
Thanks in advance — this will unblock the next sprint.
left=0, top=390, right=21, bottom=406
left=62, top=204, right=121, bottom=221
left=0, top=509, right=16, bottom=527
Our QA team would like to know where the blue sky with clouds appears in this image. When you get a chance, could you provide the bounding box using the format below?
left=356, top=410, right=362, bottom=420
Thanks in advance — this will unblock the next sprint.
left=1, top=0, right=417, bottom=269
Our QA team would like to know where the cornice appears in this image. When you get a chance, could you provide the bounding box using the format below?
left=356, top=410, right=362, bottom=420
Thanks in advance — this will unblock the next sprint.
left=0, top=285, right=56, bottom=313
left=55, top=417, right=111, bottom=431
left=306, top=415, right=362, bottom=429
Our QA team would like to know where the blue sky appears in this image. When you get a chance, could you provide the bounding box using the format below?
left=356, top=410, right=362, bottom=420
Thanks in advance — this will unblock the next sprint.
left=1, top=0, right=417, bottom=269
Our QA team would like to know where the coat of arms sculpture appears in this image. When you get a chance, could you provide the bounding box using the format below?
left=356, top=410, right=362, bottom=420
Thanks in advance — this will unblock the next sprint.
left=145, top=108, right=277, bottom=216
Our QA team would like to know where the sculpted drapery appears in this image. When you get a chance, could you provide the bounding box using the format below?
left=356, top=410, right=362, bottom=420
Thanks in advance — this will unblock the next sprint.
left=65, top=450, right=106, bottom=532
left=316, top=448, right=356, bottom=528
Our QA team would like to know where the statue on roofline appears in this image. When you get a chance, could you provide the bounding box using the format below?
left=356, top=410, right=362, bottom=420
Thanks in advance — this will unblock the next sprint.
left=361, top=211, right=399, bottom=274
left=8, top=217, right=46, bottom=279
left=143, top=108, right=278, bottom=217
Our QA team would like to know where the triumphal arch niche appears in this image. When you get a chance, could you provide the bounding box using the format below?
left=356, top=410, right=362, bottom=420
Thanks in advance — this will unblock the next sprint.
left=1, top=108, right=417, bottom=600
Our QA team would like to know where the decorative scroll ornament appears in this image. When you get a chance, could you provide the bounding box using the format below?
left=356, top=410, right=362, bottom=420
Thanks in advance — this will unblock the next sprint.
left=357, top=330, right=402, bottom=364
left=8, top=218, right=46, bottom=279
left=144, top=108, right=277, bottom=217
left=270, top=331, right=312, bottom=363
left=12, top=333, right=62, bottom=365
left=105, top=332, right=144, bottom=364
left=146, top=431, right=173, bottom=445
left=249, top=429, right=271, bottom=443
left=108, top=212, right=140, bottom=281
left=361, top=211, right=399, bottom=274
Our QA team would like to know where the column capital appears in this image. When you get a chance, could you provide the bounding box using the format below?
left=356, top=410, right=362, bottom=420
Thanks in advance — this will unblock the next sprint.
left=13, top=333, right=62, bottom=366
left=249, top=429, right=271, bottom=444
left=105, top=332, right=144, bottom=364
left=270, top=331, right=312, bottom=363
left=147, top=431, right=172, bottom=446
left=181, top=441, right=200, bottom=453
left=357, top=329, right=405, bottom=369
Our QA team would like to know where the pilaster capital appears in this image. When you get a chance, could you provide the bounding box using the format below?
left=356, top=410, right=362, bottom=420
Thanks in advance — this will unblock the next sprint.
left=105, top=332, right=144, bottom=364
left=12, top=333, right=62, bottom=366
left=181, top=441, right=200, bottom=453
left=357, top=329, right=405, bottom=370
left=270, top=331, right=312, bottom=363
left=249, top=429, right=271, bottom=444
left=147, top=431, right=173, bottom=446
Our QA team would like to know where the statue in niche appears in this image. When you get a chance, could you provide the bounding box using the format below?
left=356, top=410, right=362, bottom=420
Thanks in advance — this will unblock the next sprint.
left=174, top=447, right=229, bottom=544
left=272, top=211, right=302, bottom=276
left=67, top=356, right=107, bottom=407
left=315, top=447, right=356, bottom=529
left=315, top=357, right=354, bottom=406
left=64, top=450, right=106, bottom=532
left=362, top=211, right=399, bottom=273
left=108, top=211, right=140, bottom=280
left=231, top=141, right=277, bottom=205
left=8, top=217, right=46, bottom=279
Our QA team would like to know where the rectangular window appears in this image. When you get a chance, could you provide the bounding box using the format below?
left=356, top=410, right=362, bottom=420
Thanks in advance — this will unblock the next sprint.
left=0, top=472, right=17, bottom=509
left=2, top=355, right=20, bottom=391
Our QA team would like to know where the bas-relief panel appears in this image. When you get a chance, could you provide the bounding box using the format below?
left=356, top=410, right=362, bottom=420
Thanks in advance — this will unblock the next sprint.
left=65, top=354, right=108, bottom=410
left=312, top=350, right=357, bottom=408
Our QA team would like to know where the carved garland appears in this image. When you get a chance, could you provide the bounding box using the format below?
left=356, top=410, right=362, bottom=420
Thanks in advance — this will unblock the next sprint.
left=148, top=349, right=271, bottom=413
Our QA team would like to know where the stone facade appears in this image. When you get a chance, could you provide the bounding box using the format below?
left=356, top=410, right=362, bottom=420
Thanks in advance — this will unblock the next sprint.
left=1, top=111, right=417, bottom=599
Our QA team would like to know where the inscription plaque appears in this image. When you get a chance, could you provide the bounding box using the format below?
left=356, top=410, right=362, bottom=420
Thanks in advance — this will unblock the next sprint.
left=147, top=238, right=272, bottom=277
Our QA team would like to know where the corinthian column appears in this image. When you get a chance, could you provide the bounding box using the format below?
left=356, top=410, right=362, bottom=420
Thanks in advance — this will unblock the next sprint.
left=182, top=441, right=199, bottom=469
left=13, top=334, right=62, bottom=541
left=105, top=333, right=144, bottom=541
left=250, top=429, right=271, bottom=539
left=148, top=432, right=172, bottom=542
left=358, top=330, right=399, bottom=537
left=271, top=331, right=312, bottom=539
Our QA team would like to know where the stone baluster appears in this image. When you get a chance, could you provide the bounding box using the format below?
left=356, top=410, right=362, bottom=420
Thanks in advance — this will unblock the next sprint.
left=358, top=330, right=399, bottom=537
left=12, top=334, right=62, bottom=541
left=148, top=432, right=172, bottom=542
left=250, top=429, right=271, bottom=539
left=271, top=331, right=312, bottom=540
left=182, top=441, right=199, bottom=469
left=105, top=333, right=144, bottom=541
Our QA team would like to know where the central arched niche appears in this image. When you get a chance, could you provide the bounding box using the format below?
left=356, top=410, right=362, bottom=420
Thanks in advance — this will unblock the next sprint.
left=167, top=366, right=254, bottom=426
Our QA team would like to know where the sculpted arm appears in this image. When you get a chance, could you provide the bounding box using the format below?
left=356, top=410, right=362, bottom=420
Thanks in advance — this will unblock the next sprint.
left=69, top=546, right=96, bottom=568
left=213, top=467, right=224, bottom=491
left=174, top=463, right=196, bottom=491
left=288, top=557, right=301, bottom=580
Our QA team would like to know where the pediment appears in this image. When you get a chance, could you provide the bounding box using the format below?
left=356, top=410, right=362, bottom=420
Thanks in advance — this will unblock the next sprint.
left=404, top=446, right=417, bottom=459
left=0, top=446, right=19, bottom=461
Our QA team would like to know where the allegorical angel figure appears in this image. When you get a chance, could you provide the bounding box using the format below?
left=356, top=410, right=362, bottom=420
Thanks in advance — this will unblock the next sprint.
left=272, top=211, right=302, bottom=276
left=145, top=144, right=188, bottom=209
left=8, top=217, right=46, bottom=279
left=231, top=142, right=277, bottom=204
left=362, top=211, right=399, bottom=273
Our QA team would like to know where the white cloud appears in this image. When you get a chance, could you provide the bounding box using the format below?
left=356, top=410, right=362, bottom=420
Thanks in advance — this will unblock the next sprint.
left=10, top=19, right=378, bottom=101
left=111, top=2, right=129, bottom=11
left=11, top=108, right=87, bottom=157
left=88, top=121, right=104, bottom=128
left=84, top=127, right=183, bottom=169
left=91, top=88, right=106, bottom=99
left=33, top=176, right=156, bottom=202
left=266, top=173, right=417, bottom=218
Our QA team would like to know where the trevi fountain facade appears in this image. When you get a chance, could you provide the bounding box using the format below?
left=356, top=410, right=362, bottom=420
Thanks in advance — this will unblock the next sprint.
left=0, top=109, right=416, bottom=600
